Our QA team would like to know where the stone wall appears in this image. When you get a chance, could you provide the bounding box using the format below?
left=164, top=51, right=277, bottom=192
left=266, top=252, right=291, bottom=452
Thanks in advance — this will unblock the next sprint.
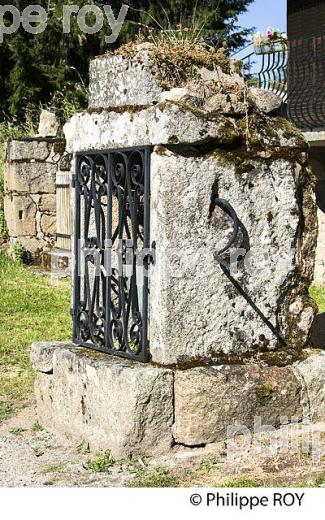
left=4, top=138, right=71, bottom=264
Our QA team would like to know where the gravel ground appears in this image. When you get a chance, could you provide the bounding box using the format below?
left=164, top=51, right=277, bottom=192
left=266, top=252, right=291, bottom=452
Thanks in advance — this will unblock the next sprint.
left=1, top=405, right=325, bottom=487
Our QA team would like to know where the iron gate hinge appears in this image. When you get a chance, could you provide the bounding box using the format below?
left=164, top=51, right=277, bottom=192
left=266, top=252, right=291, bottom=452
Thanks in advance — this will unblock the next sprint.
left=71, top=174, right=77, bottom=188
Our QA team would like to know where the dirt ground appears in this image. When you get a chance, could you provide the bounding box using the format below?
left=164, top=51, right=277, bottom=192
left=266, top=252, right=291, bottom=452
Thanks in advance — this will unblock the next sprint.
left=1, top=405, right=325, bottom=488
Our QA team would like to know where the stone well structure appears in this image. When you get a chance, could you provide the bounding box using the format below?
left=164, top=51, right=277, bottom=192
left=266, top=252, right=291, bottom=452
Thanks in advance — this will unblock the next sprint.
left=32, top=46, right=324, bottom=459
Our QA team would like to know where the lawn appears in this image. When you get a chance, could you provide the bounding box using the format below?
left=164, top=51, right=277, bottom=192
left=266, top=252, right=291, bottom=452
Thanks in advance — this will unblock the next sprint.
left=0, top=254, right=71, bottom=423
left=310, top=284, right=325, bottom=313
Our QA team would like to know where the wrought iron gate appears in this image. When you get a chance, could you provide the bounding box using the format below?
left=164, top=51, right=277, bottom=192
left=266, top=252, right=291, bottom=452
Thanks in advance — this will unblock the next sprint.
left=72, top=146, right=152, bottom=362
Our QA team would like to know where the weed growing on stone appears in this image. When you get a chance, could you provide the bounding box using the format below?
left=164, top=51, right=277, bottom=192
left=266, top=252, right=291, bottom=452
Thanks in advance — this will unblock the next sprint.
left=77, top=440, right=90, bottom=454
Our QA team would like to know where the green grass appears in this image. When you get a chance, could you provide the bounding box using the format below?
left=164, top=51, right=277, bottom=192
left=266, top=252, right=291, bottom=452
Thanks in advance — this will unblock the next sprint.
left=0, top=254, right=71, bottom=423
left=42, top=464, right=65, bottom=474
left=32, top=421, right=44, bottom=432
left=130, top=465, right=180, bottom=488
left=310, top=284, right=325, bottom=314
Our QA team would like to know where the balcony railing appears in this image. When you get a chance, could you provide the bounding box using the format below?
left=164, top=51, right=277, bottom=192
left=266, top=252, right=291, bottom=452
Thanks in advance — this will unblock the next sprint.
left=236, top=33, right=325, bottom=131
left=234, top=43, right=288, bottom=102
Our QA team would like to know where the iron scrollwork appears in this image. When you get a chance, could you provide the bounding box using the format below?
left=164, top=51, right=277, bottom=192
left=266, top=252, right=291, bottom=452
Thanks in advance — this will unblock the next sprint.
left=72, top=147, right=152, bottom=362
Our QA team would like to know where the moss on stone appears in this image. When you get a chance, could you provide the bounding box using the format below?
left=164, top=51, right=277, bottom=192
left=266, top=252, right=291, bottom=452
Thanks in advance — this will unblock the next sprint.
left=255, top=384, right=273, bottom=405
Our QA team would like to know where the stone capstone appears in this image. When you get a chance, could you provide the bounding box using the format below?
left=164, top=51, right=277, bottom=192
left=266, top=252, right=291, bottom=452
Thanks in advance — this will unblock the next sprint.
left=64, top=102, right=239, bottom=152
left=89, top=53, right=163, bottom=109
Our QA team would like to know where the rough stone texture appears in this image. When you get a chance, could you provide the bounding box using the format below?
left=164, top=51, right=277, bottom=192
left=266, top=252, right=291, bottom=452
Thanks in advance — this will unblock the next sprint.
left=5, top=139, right=51, bottom=162
left=204, top=92, right=246, bottom=116
left=149, top=149, right=316, bottom=365
left=4, top=138, right=70, bottom=262
left=38, top=110, right=59, bottom=137
left=30, top=341, right=70, bottom=373
left=89, top=53, right=163, bottom=109
left=33, top=343, right=325, bottom=457
left=33, top=344, right=174, bottom=459
left=173, top=365, right=302, bottom=446
left=64, top=102, right=239, bottom=152
left=159, top=87, right=196, bottom=104
left=248, top=88, right=283, bottom=114
left=40, top=213, right=56, bottom=235
left=4, top=194, right=36, bottom=236
left=315, top=209, right=325, bottom=284
left=294, top=350, right=325, bottom=423
left=5, top=162, right=57, bottom=194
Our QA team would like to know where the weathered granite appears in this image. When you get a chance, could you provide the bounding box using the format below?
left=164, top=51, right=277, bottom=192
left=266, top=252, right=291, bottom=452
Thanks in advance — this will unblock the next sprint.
left=5, top=139, right=51, bottom=162
left=31, top=341, right=71, bottom=373
left=33, top=343, right=174, bottom=459
left=32, top=343, right=325, bottom=458
left=64, top=102, right=239, bottom=152
left=89, top=53, right=163, bottom=109
left=173, top=365, right=302, bottom=446
left=149, top=149, right=316, bottom=365
left=293, top=350, right=325, bottom=423
left=248, top=87, right=283, bottom=114
left=5, top=162, right=57, bottom=194
left=38, top=110, right=59, bottom=137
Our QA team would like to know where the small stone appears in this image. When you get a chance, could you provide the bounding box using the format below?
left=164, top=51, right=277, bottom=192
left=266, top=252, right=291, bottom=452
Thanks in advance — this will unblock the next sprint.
left=248, top=88, right=282, bottom=114
left=38, top=110, right=59, bottom=137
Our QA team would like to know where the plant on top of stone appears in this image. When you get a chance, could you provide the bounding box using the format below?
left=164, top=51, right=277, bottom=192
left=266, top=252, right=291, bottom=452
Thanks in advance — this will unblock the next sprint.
left=110, top=1, right=236, bottom=91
